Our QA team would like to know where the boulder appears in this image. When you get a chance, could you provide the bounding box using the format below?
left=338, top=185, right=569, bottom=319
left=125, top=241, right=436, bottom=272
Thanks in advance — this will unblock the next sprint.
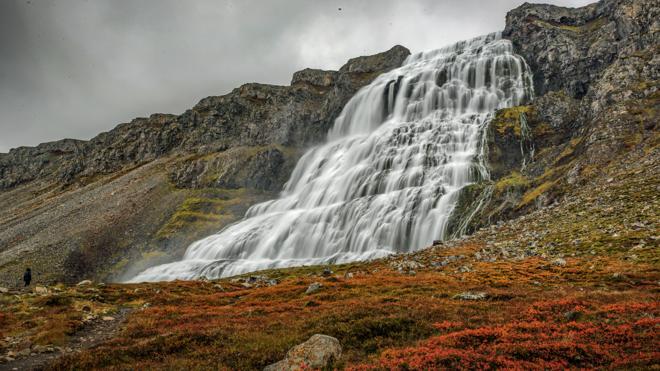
left=305, top=282, right=322, bottom=295
left=264, top=334, right=342, bottom=371
left=18, top=348, right=31, bottom=357
left=552, top=258, right=567, bottom=267
left=34, top=286, right=49, bottom=295
left=77, top=280, right=93, bottom=286
left=453, top=292, right=489, bottom=301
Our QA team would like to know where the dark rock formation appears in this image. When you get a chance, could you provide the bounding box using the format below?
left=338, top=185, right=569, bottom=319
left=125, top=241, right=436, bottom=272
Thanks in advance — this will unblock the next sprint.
left=0, top=139, right=86, bottom=189
left=504, top=0, right=658, bottom=98
left=169, top=145, right=299, bottom=191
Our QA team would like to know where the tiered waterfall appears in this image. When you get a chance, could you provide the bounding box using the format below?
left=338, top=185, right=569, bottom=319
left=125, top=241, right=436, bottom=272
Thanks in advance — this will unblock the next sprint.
left=131, top=33, right=533, bottom=282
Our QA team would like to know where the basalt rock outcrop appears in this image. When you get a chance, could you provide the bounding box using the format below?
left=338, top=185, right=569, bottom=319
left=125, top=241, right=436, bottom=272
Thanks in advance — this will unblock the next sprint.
left=504, top=0, right=658, bottom=98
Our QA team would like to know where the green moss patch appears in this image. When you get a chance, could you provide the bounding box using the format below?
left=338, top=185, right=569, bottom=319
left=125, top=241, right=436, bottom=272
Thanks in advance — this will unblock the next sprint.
left=492, top=106, right=532, bottom=138
left=155, top=188, right=263, bottom=240
left=518, top=180, right=556, bottom=208
left=494, top=172, right=530, bottom=194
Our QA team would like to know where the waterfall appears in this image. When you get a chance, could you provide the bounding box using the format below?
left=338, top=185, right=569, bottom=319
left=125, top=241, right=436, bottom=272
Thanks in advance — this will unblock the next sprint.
left=130, top=33, right=533, bottom=282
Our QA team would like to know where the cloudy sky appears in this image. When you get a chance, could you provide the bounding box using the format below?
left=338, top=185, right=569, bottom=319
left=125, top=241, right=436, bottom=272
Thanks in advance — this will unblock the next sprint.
left=0, top=0, right=595, bottom=153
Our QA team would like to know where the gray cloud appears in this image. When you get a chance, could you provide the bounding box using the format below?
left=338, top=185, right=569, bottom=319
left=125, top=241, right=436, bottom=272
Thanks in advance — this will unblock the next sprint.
left=0, top=0, right=595, bottom=153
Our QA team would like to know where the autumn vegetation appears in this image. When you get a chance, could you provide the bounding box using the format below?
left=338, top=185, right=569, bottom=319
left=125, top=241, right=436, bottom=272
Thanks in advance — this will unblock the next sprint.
left=1, top=237, right=657, bottom=370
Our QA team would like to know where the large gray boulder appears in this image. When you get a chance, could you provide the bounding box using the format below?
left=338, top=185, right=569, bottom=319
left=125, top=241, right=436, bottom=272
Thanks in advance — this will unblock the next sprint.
left=264, top=334, right=342, bottom=371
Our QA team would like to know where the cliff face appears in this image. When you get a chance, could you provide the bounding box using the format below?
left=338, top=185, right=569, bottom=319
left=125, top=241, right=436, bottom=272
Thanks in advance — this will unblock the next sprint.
left=448, top=0, right=658, bottom=236
left=0, top=46, right=410, bottom=285
left=504, top=0, right=658, bottom=98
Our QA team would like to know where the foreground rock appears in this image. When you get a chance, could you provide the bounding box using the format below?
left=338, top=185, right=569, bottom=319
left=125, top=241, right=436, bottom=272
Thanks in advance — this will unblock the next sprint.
left=453, top=292, right=489, bottom=301
left=305, top=282, right=322, bottom=295
left=264, top=334, right=342, bottom=371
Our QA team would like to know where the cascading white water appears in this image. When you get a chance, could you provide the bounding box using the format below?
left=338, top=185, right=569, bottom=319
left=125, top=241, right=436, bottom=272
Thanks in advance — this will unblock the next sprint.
left=130, top=33, right=533, bottom=282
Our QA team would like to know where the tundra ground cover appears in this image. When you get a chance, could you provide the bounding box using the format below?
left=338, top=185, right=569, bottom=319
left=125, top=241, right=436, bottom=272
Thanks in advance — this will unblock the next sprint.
left=1, top=241, right=657, bottom=370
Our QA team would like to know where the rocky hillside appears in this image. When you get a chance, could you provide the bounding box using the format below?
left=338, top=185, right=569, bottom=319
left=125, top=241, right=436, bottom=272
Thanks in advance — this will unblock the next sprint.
left=0, top=46, right=410, bottom=285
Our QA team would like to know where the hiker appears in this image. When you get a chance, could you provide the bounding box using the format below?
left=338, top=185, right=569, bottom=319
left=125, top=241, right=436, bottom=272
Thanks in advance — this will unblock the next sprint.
left=23, top=268, right=32, bottom=287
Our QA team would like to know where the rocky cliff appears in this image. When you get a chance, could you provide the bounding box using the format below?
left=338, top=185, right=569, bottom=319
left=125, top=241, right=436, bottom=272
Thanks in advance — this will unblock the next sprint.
left=447, top=0, right=658, bottom=236
left=0, top=46, right=410, bottom=285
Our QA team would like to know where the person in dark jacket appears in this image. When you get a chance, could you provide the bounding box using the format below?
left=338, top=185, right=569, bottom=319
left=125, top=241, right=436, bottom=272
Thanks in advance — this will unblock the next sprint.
left=23, top=268, right=32, bottom=287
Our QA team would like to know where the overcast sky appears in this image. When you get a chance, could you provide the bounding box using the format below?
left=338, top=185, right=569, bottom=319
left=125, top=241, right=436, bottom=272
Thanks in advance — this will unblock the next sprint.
left=0, top=0, right=595, bottom=153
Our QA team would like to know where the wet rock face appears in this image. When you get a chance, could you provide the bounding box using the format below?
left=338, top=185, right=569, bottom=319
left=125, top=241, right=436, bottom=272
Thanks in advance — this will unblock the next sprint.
left=503, top=0, right=660, bottom=172
left=0, top=45, right=410, bottom=192
left=504, top=0, right=659, bottom=98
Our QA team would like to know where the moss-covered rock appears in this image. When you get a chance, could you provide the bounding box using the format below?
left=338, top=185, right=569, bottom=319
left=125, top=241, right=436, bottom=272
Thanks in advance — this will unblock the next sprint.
left=486, top=106, right=535, bottom=180
left=446, top=172, right=535, bottom=238
left=494, top=172, right=530, bottom=194
left=108, top=187, right=276, bottom=281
